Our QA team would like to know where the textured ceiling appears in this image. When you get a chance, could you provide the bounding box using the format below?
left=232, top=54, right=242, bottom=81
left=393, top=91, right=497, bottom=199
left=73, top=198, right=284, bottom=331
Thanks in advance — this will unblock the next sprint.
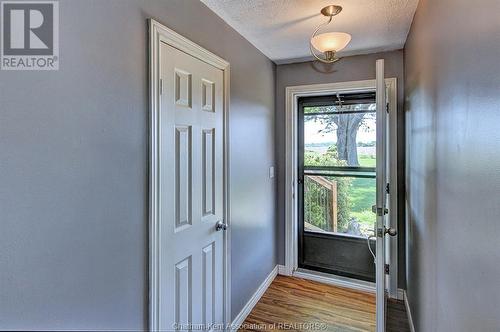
left=201, top=0, right=418, bottom=64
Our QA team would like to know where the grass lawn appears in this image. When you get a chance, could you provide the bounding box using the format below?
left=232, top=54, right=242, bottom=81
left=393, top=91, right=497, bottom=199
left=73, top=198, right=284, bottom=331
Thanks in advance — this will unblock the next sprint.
left=359, top=154, right=376, bottom=167
left=303, top=151, right=377, bottom=235
left=350, top=177, right=376, bottom=228
left=349, top=154, right=376, bottom=229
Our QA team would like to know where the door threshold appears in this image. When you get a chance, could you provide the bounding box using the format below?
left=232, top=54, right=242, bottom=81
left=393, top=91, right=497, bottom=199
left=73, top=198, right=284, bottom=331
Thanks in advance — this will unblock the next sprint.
left=293, top=268, right=375, bottom=294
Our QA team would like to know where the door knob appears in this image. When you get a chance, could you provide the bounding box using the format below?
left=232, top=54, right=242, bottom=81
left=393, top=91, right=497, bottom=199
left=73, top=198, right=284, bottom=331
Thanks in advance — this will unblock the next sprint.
left=215, top=221, right=228, bottom=232
left=377, top=226, right=398, bottom=237
left=385, top=227, right=397, bottom=236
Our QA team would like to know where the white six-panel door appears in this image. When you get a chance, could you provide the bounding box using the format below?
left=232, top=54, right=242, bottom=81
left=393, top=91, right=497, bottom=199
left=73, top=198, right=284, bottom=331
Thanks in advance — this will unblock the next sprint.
left=158, top=42, right=224, bottom=331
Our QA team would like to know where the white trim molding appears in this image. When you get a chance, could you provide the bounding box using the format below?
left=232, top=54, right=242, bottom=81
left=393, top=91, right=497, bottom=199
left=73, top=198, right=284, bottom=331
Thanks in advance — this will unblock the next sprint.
left=277, top=264, right=291, bottom=276
left=148, top=18, right=231, bottom=331
left=293, top=269, right=376, bottom=294
left=230, top=266, right=279, bottom=331
left=278, top=264, right=376, bottom=294
left=284, top=78, right=398, bottom=296
left=397, top=288, right=405, bottom=301
left=403, top=290, right=416, bottom=332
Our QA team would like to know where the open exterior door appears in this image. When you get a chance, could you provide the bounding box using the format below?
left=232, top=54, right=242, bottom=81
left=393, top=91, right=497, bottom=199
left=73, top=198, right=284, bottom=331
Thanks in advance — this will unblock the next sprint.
left=375, top=59, right=387, bottom=332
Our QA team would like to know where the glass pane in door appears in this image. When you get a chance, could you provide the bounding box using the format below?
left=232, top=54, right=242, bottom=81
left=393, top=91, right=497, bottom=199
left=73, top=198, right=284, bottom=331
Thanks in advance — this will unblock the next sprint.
left=304, top=107, right=376, bottom=168
left=298, top=92, right=379, bottom=282
left=303, top=175, right=376, bottom=237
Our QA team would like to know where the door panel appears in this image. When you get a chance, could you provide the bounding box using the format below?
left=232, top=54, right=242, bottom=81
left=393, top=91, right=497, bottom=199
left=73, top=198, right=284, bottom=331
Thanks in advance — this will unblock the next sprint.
left=302, top=232, right=375, bottom=281
left=202, top=242, right=215, bottom=327
left=159, top=42, right=224, bottom=330
left=175, top=125, right=192, bottom=229
left=202, top=129, right=215, bottom=218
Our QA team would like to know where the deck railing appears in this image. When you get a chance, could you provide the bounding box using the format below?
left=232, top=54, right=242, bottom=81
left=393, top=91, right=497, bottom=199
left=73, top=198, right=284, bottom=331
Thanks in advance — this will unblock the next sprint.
left=304, top=175, right=338, bottom=232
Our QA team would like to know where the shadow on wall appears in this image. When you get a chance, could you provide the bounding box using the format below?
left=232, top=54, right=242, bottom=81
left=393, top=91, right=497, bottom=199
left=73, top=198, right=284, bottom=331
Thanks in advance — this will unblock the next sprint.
left=405, top=72, right=440, bottom=326
left=310, top=61, right=337, bottom=74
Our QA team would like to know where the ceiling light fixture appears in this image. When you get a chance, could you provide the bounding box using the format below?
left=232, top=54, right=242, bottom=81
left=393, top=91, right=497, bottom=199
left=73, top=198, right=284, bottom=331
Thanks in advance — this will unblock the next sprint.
left=310, top=5, right=351, bottom=63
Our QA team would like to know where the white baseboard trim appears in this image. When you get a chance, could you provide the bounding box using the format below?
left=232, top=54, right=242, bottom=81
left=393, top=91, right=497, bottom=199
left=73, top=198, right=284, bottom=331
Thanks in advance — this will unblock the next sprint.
left=397, top=288, right=405, bottom=300
left=403, top=290, right=416, bottom=332
left=292, top=268, right=376, bottom=294
left=230, top=265, right=278, bottom=331
left=277, top=264, right=291, bottom=276
left=279, top=265, right=405, bottom=301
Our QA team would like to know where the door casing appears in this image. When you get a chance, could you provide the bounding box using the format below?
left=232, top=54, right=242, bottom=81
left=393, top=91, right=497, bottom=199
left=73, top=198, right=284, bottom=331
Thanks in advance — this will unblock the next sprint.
left=148, top=19, right=231, bottom=331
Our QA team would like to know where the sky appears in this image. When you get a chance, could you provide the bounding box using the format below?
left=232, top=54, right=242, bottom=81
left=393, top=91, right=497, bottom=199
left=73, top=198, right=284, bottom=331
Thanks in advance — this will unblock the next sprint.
left=304, top=115, right=376, bottom=145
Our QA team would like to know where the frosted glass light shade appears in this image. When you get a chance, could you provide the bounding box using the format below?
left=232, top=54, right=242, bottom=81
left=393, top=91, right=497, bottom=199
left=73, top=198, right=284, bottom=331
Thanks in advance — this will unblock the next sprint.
left=311, top=32, right=351, bottom=53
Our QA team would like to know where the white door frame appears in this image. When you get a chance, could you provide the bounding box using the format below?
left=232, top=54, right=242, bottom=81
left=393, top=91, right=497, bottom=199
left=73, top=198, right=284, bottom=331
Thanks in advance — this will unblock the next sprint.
left=148, top=19, right=231, bottom=331
left=283, top=78, right=398, bottom=296
left=375, top=59, right=387, bottom=332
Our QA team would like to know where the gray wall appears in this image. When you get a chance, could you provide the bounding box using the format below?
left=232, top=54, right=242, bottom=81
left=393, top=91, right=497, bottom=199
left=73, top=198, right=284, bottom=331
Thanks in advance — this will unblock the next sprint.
left=0, top=0, right=276, bottom=329
left=275, top=50, right=406, bottom=287
left=404, top=0, right=500, bottom=330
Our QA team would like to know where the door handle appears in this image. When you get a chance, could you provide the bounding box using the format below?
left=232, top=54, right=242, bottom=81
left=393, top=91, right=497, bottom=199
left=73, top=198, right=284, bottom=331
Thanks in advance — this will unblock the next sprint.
left=385, top=227, right=397, bottom=236
left=377, top=226, right=397, bottom=237
left=215, top=220, right=228, bottom=232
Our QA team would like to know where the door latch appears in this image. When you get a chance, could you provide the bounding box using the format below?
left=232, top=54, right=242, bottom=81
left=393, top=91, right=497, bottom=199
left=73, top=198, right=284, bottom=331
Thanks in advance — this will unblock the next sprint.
left=372, top=205, right=388, bottom=216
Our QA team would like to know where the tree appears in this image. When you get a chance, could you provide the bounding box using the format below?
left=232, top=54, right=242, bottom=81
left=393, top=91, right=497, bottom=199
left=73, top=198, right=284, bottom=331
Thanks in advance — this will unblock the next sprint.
left=331, top=112, right=364, bottom=166
left=312, top=104, right=374, bottom=166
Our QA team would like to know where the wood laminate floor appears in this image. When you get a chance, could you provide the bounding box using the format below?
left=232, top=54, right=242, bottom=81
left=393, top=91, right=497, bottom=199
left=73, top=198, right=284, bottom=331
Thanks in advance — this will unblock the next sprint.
left=387, top=298, right=411, bottom=332
left=240, top=275, right=410, bottom=332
